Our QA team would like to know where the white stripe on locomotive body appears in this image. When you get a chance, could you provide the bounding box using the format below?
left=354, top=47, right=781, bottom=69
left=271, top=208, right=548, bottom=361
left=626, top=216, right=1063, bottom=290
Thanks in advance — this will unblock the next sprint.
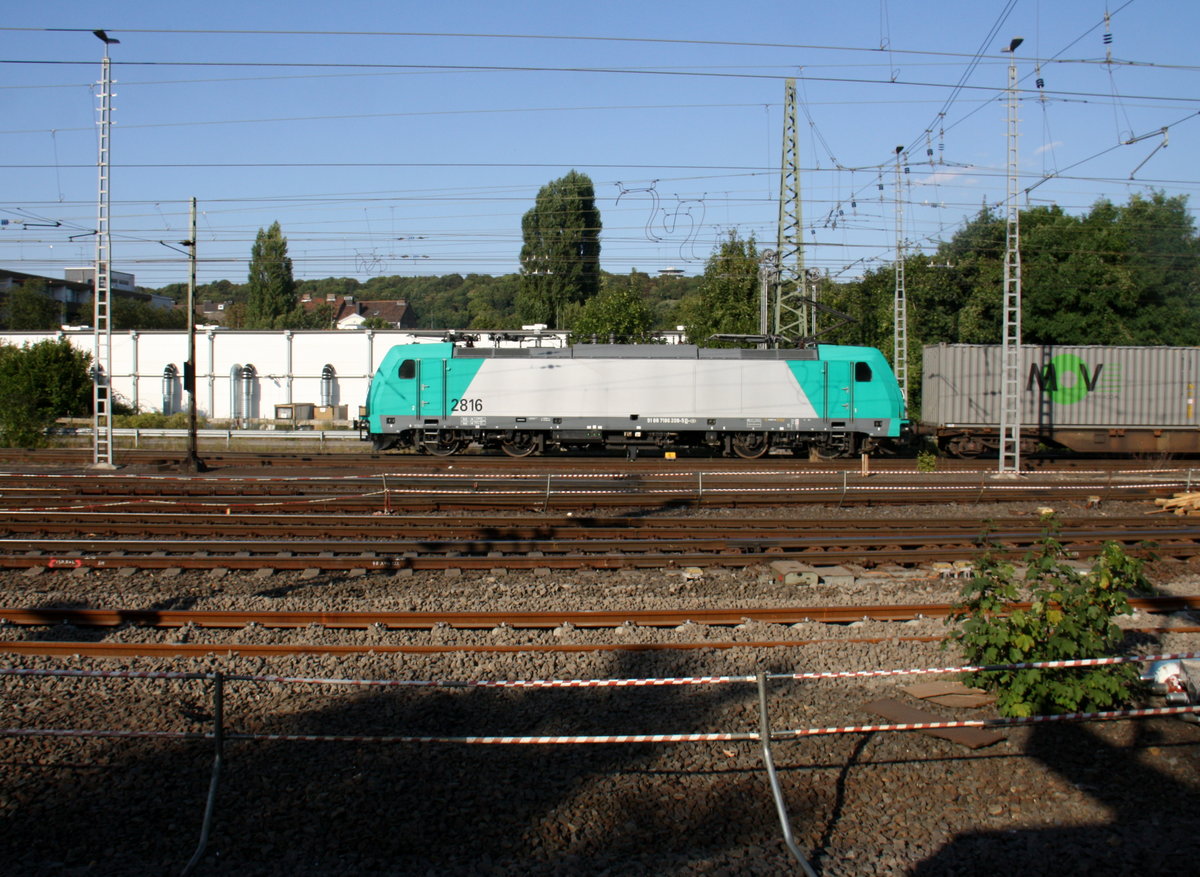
left=459, top=358, right=819, bottom=420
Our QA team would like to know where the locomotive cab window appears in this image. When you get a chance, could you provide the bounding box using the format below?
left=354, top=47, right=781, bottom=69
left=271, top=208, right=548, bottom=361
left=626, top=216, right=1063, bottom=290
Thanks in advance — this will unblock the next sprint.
left=854, top=362, right=873, bottom=382
left=398, top=360, right=416, bottom=380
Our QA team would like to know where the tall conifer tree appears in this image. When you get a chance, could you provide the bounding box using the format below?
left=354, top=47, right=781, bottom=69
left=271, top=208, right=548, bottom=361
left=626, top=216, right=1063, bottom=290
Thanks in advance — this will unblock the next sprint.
left=246, top=221, right=295, bottom=329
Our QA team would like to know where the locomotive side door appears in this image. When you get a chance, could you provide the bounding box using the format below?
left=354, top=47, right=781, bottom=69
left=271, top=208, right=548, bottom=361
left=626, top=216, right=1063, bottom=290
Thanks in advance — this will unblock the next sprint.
left=825, top=360, right=853, bottom=421
left=418, top=358, right=448, bottom=419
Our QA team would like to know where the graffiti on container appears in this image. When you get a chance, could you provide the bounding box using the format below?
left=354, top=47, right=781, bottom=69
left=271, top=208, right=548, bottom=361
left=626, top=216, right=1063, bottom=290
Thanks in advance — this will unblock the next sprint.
left=1027, top=354, right=1120, bottom=404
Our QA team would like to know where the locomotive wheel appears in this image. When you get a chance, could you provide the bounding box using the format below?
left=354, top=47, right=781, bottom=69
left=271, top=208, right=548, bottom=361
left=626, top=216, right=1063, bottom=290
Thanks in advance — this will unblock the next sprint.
left=500, top=432, right=539, bottom=457
left=731, top=432, right=770, bottom=459
left=808, top=444, right=842, bottom=462
left=422, top=432, right=462, bottom=457
left=809, top=435, right=854, bottom=460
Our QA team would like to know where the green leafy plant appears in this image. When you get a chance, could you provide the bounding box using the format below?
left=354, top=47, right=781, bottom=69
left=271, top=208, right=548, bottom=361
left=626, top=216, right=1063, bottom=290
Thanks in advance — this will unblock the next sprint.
left=916, top=450, right=938, bottom=472
left=946, top=519, right=1152, bottom=717
left=0, top=340, right=92, bottom=447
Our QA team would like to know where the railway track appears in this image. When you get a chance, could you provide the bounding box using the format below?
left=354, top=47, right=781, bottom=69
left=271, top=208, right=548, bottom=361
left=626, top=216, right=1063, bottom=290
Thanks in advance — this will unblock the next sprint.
left=0, top=467, right=1188, bottom=512
left=1, top=518, right=1191, bottom=571
left=4, top=598, right=1197, bottom=628
left=0, top=488, right=1192, bottom=570
left=4, top=445, right=1195, bottom=472
left=2, top=600, right=1196, bottom=659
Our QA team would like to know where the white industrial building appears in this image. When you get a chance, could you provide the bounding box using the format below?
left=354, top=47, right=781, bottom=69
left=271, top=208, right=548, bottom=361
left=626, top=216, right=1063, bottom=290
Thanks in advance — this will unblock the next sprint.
left=0, top=328, right=570, bottom=423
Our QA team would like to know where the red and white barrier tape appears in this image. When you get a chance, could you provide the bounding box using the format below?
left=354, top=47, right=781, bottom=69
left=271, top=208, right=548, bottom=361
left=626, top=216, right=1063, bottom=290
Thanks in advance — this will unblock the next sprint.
left=5, top=652, right=1198, bottom=690
left=5, top=704, right=1198, bottom=748
left=779, top=704, right=1200, bottom=738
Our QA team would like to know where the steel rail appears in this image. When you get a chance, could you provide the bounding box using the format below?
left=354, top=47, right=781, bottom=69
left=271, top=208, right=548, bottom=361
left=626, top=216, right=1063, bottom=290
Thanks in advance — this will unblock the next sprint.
left=0, top=490, right=1176, bottom=512
left=7, top=539, right=1194, bottom=571
left=0, top=524, right=1187, bottom=556
left=0, top=512, right=1184, bottom=541
left=0, top=637, right=952, bottom=659
left=4, top=628, right=1200, bottom=659
left=0, top=445, right=1192, bottom=472
left=1, top=597, right=1194, bottom=630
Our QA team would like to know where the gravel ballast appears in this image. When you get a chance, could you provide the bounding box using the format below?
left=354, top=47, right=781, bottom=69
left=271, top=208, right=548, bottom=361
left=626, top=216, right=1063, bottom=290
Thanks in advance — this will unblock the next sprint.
left=0, top=500, right=1198, bottom=875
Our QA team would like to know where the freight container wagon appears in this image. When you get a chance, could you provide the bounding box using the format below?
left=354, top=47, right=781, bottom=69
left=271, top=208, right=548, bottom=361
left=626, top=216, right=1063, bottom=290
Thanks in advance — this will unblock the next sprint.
left=921, top=344, right=1200, bottom=455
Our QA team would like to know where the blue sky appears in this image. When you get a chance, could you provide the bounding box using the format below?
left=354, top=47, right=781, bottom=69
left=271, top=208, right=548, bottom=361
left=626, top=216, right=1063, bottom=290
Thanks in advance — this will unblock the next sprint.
left=2, top=0, right=1197, bottom=289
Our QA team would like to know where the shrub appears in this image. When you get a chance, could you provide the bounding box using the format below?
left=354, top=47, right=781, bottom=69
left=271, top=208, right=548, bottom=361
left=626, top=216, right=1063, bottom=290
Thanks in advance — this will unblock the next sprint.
left=0, top=339, right=92, bottom=447
left=945, top=520, right=1152, bottom=717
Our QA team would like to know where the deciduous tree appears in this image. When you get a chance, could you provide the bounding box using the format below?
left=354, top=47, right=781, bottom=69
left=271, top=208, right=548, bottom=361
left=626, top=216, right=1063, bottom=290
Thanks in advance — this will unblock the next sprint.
left=0, top=339, right=92, bottom=446
left=3, top=280, right=61, bottom=331
left=570, top=273, right=655, bottom=343
left=681, top=231, right=759, bottom=345
left=517, top=171, right=602, bottom=328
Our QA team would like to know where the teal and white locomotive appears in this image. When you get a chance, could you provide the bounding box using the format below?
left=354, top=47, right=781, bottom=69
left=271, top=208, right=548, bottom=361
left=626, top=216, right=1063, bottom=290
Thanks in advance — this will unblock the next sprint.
left=360, top=342, right=906, bottom=458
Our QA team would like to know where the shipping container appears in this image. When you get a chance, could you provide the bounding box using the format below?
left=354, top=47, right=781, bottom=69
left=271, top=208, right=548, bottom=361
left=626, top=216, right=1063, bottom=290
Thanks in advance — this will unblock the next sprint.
left=921, top=344, right=1200, bottom=455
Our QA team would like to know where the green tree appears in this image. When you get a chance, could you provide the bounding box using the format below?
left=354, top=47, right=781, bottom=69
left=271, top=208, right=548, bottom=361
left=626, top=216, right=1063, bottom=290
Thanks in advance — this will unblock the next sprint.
left=681, top=230, right=760, bottom=345
left=246, top=221, right=296, bottom=329
left=3, top=280, right=62, bottom=331
left=0, top=339, right=92, bottom=446
left=467, top=274, right=521, bottom=329
left=274, top=302, right=333, bottom=330
left=517, top=170, right=602, bottom=328
left=570, top=273, right=655, bottom=343
left=110, top=298, right=187, bottom=331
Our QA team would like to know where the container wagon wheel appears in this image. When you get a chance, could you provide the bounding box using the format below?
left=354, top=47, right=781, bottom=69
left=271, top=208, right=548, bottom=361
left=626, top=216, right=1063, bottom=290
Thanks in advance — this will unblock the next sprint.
left=500, top=432, right=540, bottom=458
left=942, top=435, right=984, bottom=458
left=423, top=432, right=463, bottom=457
left=731, top=432, right=770, bottom=459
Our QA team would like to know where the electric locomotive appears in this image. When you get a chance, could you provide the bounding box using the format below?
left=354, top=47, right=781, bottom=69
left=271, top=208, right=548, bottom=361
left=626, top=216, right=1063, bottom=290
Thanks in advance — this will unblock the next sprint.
left=360, top=341, right=906, bottom=458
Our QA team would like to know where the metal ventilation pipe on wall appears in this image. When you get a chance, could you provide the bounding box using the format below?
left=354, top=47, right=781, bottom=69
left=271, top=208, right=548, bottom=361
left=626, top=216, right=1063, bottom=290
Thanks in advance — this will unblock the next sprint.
left=240, top=364, right=256, bottom=423
left=162, top=364, right=177, bottom=415
left=229, top=364, right=242, bottom=422
left=320, top=364, right=335, bottom=407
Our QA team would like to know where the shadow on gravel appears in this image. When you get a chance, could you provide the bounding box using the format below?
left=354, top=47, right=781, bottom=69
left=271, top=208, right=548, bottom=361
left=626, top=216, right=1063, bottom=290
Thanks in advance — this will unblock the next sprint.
left=0, top=649, right=802, bottom=875
left=910, top=720, right=1200, bottom=876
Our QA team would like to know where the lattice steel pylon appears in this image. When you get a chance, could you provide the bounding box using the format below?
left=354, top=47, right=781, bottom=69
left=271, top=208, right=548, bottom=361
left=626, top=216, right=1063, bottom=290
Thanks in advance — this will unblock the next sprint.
left=773, top=78, right=810, bottom=343
left=92, top=34, right=118, bottom=468
left=999, top=39, right=1024, bottom=473
left=892, top=147, right=909, bottom=403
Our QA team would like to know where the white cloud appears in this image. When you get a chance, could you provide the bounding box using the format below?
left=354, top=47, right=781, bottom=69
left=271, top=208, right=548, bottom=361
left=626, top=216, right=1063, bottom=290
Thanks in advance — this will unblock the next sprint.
left=914, top=169, right=978, bottom=187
